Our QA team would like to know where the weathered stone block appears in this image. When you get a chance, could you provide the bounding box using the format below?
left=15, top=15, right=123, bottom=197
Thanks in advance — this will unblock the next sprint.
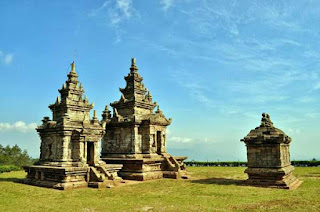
left=241, top=113, right=302, bottom=189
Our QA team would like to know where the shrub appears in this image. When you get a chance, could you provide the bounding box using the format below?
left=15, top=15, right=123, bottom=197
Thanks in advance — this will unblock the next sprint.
left=0, top=165, right=21, bottom=173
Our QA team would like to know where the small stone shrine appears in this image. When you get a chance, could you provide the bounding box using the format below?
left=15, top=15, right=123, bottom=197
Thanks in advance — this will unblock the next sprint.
left=23, top=62, right=122, bottom=190
left=101, top=58, right=188, bottom=180
left=241, top=113, right=301, bottom=189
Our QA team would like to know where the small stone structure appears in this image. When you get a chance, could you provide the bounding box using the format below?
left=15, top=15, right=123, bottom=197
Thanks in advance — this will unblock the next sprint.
left=101, top=58, right=188, bottom=180
left=23, top=62, right=122, bottom=190
left=241, top=113, right=301, bottom=189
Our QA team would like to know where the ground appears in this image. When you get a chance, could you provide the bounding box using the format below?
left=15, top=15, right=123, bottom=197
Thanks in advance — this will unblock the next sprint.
left=0, top=167, right=319, bottom=212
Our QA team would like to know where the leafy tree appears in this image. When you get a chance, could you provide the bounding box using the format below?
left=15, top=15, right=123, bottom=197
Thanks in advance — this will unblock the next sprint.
left=0, top=144, right=33, bottom=167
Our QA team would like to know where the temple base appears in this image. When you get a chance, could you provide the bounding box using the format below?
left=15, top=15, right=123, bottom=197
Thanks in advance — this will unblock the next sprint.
left=102, top=154, right=188, bottom=181
left=22, top=163, right=123, bottom=190
left=244, top=165, right=302, bottom=189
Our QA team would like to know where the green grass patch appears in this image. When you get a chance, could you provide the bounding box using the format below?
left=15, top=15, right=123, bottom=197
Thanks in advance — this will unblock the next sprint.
left=0, top=167, right=319, bottom=212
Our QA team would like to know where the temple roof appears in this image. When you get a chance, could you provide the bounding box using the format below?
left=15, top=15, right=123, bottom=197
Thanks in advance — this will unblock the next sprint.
left=108, top=58, right=170, bottom=125
left=241, top=113, right=291, bottom=144
left=47, top=61, right=95, bottom=124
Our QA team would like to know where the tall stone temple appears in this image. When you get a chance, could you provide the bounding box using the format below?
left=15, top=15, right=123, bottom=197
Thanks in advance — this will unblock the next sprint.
left=23, top=62, right=122, bottom=190
left=241, top=113, right=301, bottom=189
left=101, top=58, right=188, bottom=180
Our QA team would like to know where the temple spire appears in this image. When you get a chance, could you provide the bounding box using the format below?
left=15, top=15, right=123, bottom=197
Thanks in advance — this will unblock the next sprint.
left=130, top=57, right=138, bottom=73
left=71, top=61, right=76, bottom=73
left=67, top=61, right=78, bottom=83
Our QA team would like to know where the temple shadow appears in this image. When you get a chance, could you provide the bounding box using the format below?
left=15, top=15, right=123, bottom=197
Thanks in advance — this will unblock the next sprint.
left=0, top=177, right=22, bottom=183
left=191, top=177, right=245, bottom=186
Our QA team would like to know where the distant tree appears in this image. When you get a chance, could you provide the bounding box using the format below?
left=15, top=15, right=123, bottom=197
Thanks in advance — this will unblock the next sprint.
left=312, top=158, right=317, bottom=161
left=0, top=144, right=33, bottom=167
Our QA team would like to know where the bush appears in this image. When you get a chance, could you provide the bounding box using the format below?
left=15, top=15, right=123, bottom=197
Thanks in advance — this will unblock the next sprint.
left=0, top=165, right=21, bottom=173
left=292, top=160, right=320, bottom=167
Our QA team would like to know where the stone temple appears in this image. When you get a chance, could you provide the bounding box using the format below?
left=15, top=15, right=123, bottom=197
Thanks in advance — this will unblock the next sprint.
left=101, top=58, right=188, bottom=180
left=241, top=113, right=301, bottom=189
left=23, top=62, right=122, bottom=190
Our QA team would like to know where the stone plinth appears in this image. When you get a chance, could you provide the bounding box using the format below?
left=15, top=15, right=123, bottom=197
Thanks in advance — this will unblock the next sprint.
left=101, top=58, right=188, bottom=180
left=22, top=165, right=88, bottom=190
left=241, top=113, right=301, bottom=189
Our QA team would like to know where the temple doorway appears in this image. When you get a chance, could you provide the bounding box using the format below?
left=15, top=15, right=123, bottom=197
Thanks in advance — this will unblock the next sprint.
left=87, top=142, right=94, bottom=165
left=157, top=131, right=161, bottom=154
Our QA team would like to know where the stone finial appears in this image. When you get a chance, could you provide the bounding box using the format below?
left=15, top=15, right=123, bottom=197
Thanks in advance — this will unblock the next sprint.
left=94, top=110, right=97, bottom=118
left=41, top=116, right=50, bottom=124
left=71, top=61, right=76, bottom=73
left=260, top=113, right=273, bottom=127
left=102, top=105, right=111, bottom=121
left=84, top=95, right=88, bottom=103
left=130, top=57, right=138, bottom=73
left=80, top=82, right=83, bottom=89
left=55, top=96, right=60, bottom=105
left=92, top=110, right=99, bottom=123
left=67, top=61, right=78, bottom=82
left=156, top=105, right=162, bottom=114
left=120, top=94, right=126, bottom=102
left=146, top=91, right=152, bottom=101
left=113, top=108, right=119, bottom=117
left=62, top=83, right=66, bottom=89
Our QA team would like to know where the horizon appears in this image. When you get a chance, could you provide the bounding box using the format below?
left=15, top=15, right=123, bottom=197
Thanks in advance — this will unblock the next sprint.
left=0, top=0, right=319, bottom=161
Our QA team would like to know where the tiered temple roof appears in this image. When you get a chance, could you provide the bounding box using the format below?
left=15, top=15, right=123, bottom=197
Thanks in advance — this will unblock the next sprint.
left=109, top=58, right=171, bottom=126
left=44, top=62, right=96, bottom=127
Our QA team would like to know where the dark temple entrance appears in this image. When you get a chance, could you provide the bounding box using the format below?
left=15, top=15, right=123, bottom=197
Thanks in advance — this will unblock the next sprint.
left=87, top=142, right=94, bottom=165
left=157, top=131, right=161, bottom=154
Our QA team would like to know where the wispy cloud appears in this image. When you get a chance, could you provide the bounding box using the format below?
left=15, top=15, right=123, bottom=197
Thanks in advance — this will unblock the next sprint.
left=170, top=70, right=215, bottom=108
left=287, top=128, right=301, bottom=135
left=0, top=51, right=13, bottom=65
left=89, top=0, right=138, bottom=42
left=160, top=0, right=174, bottom=11
left=0, top=121, right=37, bottom=133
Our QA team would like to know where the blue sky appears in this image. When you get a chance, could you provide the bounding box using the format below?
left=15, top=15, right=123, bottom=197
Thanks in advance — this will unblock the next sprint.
left=0, top=0, right=319, bottom=161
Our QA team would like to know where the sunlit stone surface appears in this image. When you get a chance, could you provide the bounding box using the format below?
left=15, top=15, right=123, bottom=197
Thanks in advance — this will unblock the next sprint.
left=101, top=58, right=188, bottom=180
left=241, top=113, right=302, bottom=189
left=22, top=62, right=122, bottom=190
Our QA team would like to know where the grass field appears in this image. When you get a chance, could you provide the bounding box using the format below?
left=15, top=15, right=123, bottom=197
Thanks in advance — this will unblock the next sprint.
left=0, top=167, right=319, bottom=212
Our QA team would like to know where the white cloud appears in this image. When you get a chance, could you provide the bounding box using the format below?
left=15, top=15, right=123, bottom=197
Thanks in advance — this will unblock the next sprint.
left=287, top=128, right=301, bottom=135
left=0, top=50, right=13, bottom=65
left=169, top=136, right=192, bottom=143
left=0, top=121, right=37, bottom=133
left=160, top=0, right=174, bottom=11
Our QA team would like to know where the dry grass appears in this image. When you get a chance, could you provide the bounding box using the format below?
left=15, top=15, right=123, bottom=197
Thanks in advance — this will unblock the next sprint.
left=0, top=167, right=319, bottom=212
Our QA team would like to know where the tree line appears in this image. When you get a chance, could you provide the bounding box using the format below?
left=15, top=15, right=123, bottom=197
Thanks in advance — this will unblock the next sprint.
left=0, top=144, right=35, bottom=173
left=185, top=160, right=320, bottom=167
